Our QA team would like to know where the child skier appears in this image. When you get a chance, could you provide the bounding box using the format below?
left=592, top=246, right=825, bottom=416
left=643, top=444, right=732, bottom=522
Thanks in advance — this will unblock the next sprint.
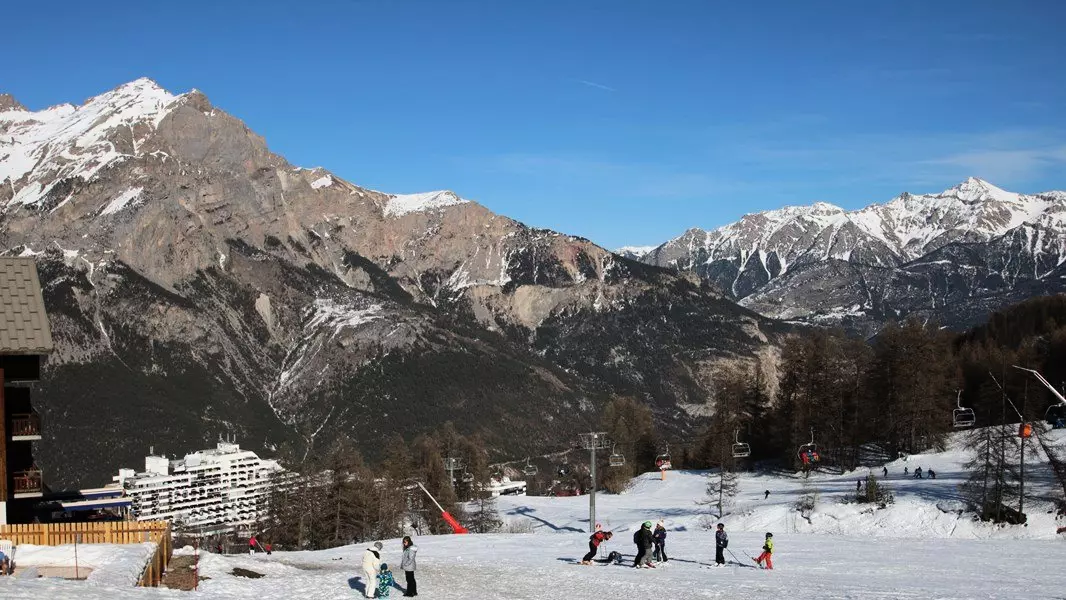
left=582, top=530, right=612, bottom=564
left=754, top=532, right=774, bottom=570
left=714, top=523, right=728, bottom=566
left=652, top=521, right=668, bottom=562
left=377, top=563, right=396, bottom=598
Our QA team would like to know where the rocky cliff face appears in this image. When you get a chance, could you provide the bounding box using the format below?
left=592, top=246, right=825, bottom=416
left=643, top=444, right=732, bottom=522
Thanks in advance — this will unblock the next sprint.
left=639, top=178, right=1066, bottom=335
left=0, top=79, right=782, bottom=487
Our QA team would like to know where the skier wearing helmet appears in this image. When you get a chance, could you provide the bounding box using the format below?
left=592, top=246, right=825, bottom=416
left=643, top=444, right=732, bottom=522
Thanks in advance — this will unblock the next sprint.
left=754, top=532, right=774, bottom=570
left=632, top=521, right=656, bottom=568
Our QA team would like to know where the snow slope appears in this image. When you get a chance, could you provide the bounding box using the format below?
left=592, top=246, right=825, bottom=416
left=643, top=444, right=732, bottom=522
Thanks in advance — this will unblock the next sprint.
left=3, top=431, right=1065, bottom=599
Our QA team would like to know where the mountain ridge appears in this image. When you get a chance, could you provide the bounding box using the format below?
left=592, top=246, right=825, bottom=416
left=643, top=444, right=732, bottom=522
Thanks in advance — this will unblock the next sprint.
left=1, top=78, right=783, bottom=487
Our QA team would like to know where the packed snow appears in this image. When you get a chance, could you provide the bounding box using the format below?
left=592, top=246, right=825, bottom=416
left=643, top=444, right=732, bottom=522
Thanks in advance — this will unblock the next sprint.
left=2, top=430, right=1064, bottom=599
left=384, top=190, right=469, bottom=217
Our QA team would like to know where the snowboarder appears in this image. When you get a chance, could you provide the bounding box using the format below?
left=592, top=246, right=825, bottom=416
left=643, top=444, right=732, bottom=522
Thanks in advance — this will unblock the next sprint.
left=362, top=541, right=384, bottom=598
left=754, top=532, right=774, bottom=570
left=882, top=466, right=888, bottom=477
left=633, top=521, right=655, bottom=568
left=401, top=536, right=418, bottom=597
left=715, top=523, right=728, bottom=566
left=928, top=469, right=936, bottom=480
left=377, top=563, right=395, bottom=598
left=582, top=530, right=612, bottom=564
left=764, top=490, right=770, bottom=500
left=652, top=521, right=668, bottom=562
left=914, top=467, right=923, bottom=479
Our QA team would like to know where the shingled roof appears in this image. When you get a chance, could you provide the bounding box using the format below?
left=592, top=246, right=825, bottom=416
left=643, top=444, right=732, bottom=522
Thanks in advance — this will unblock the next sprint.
left=0, top=257, right=54, bottom=355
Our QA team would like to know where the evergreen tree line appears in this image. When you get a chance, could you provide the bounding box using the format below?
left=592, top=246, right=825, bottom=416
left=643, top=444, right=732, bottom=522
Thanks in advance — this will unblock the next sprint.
left=264, top=423, right=501, bottom=550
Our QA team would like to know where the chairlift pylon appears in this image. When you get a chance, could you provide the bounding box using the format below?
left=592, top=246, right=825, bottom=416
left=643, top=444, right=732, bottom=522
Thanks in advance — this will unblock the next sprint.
left=952, top=390, right=975, bottom=428
left=732, top=429, right=751, bottom=458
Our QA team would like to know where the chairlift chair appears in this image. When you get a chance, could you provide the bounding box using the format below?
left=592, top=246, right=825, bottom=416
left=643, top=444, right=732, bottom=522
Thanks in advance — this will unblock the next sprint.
left=732, top=429, right=751, bottom=458
left=952, top=391, right=976, bottom=428
left=655, top=443, right=672, bottom=470
left=608, top=445, right=626, bottom=467
left=461, top=471, right=474, bottom=484
left=798, top=428, right=820, bottom=466
left=522, top=457, right=538, bottom=477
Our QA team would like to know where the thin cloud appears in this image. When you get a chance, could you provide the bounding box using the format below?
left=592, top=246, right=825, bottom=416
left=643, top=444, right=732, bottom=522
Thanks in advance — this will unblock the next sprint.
left=576, top=79, right=617, bottom=92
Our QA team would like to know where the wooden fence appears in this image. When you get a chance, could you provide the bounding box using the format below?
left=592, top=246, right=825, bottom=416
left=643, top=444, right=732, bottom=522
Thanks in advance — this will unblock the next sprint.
left=0, top=521, right=173, bottom=587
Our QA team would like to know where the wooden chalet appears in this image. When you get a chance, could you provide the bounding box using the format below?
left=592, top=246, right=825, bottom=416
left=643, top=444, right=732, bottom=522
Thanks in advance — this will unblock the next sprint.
left=0, top=257, right=54, bottom=525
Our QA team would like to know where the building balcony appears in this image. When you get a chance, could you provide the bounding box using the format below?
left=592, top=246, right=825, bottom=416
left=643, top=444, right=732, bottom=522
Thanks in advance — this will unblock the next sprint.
left=13, top=469, right=44, bottom=498
left=10, top=411, right=42, bottom=441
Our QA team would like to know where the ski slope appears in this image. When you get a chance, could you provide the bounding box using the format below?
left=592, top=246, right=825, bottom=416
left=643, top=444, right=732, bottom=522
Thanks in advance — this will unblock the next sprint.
left=3, top=430, right=1065, bottom=599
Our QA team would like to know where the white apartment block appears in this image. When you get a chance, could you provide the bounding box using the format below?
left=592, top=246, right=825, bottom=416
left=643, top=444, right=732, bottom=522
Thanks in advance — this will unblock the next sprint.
left=114, top=442, right=283, bottom=532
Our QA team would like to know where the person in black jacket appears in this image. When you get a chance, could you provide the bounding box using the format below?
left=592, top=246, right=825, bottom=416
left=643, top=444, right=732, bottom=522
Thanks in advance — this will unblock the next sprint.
left=714, top=523, right=728, bottom=566
left=632, top=521, right=656, bottom=568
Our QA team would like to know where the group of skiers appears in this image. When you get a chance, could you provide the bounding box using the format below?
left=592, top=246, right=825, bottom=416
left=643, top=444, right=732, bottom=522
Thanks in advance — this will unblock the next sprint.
left=578, top=521, right=775, bottom=570
left=361, top=536, right=418, bottom=598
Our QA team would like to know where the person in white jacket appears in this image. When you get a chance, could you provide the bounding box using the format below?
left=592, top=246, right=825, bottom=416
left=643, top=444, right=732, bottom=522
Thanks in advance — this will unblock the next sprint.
left=362, top=542, right=384, bottom=598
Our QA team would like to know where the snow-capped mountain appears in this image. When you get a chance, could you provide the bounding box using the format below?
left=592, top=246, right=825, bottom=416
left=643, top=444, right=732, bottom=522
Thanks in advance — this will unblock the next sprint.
left=1, top=79, right=782, bottom=487
left=639, top=178, right=1066, bottom=333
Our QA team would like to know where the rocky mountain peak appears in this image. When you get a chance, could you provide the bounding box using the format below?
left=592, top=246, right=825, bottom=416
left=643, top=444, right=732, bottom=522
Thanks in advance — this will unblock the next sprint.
left=937, top=176, right=1018, bottom=204
left=0, top=93, right=25, bottom=112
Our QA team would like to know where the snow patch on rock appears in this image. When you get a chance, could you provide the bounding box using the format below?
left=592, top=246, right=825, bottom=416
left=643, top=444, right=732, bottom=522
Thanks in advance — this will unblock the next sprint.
left=99, top=187, right=144, bottom=216
left=310, top=175, right=333, bottom=189
left=384, top=190, right=468, bottom=217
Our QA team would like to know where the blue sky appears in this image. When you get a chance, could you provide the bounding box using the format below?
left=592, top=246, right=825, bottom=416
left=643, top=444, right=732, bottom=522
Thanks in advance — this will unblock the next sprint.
left=5, top=1, right=1065, bottom=248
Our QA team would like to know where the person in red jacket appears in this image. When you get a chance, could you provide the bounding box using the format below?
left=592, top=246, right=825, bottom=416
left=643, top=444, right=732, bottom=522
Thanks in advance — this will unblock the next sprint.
left=581, top=530, right=612, bottom=564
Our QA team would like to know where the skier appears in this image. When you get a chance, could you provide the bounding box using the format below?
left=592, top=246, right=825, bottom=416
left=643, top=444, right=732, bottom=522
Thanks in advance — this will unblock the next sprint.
left=754, top=532, right=774, bottom=570
left=856, top=479, right=862, bottom=492
left=377, top=563, right=396, bottom=598
left=914, top=466, right=923, bottom=479
left=0, top=547, right=10, bottom=576
left=362, top=541, right=384, bottom=598
left=714, top=523, right=728, bottom=566
left=883, top=466, right=888, bottom=477
left=764, top=490, right=770, bottom=500
left=582, top=530, right=612, bottom=564
left=633, top=521, right=655, bottom=568
left=401, top=536, right=418, bottom=597
left=265, top=543, right=273, bottom=555
left=652, top=521, right=668, bottom=562
left=248, top=534, right=258, bottom=555
left=904, top=467, right=908, bottom=476
left=928, top=469, right=936, bottom=480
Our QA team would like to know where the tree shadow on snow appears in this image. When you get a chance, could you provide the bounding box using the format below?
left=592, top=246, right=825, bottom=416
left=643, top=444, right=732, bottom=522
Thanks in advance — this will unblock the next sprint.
left=506, top=506, right=584, bottom=532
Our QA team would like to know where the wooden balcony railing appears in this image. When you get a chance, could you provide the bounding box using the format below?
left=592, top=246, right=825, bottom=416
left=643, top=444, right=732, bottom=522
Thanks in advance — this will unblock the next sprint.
left=13, top=469, right=43, bottom=495
left=10, top=412, right=41, bottom=438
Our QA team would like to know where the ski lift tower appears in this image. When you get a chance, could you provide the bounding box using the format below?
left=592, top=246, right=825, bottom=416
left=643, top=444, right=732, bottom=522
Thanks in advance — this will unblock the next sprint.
left=579, top=432, right=611, bottom=533
left=443, top=457, right=464, bottom=491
